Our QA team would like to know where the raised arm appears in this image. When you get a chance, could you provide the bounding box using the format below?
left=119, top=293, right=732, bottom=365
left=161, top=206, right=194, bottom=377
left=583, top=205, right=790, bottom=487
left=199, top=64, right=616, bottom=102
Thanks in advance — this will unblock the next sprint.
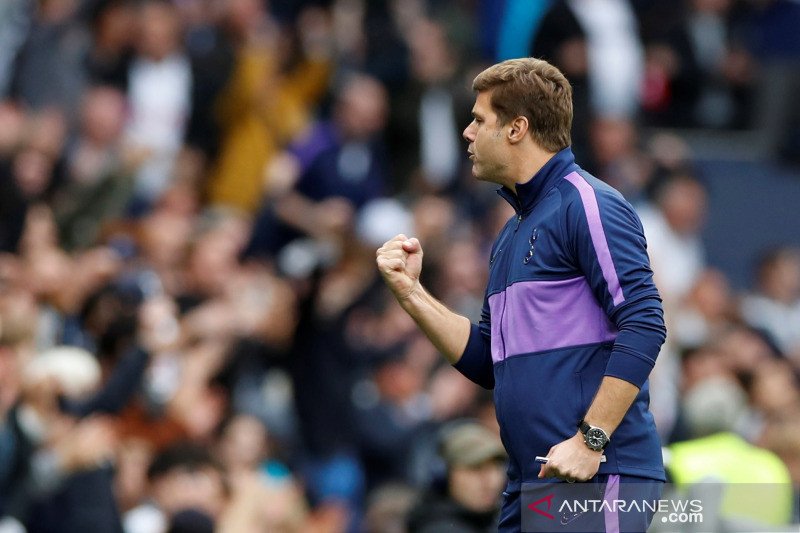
left=376, top=235, right=471, bottom=365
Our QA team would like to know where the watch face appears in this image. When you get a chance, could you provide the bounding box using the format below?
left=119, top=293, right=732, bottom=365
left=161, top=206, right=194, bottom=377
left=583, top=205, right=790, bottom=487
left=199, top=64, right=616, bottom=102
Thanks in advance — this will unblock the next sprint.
left=586, top=428, right=608, bottom=450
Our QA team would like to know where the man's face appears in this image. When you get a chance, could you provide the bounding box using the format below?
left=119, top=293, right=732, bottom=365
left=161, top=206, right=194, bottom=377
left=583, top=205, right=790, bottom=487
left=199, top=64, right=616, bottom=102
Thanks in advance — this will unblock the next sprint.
left=448, top=460, right=506, bottom=513
left=463, top=91, right=509, bottom=185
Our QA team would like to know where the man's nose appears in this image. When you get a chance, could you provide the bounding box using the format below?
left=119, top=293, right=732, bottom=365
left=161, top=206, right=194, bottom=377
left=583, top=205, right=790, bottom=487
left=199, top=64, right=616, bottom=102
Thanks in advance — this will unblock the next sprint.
left=463, top=123, right=474, bottom=142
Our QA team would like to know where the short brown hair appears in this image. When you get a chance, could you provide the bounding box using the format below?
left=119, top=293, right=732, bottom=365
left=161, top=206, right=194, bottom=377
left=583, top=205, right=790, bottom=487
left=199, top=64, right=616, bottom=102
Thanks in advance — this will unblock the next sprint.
left=472, top=58, right=572, bottom=152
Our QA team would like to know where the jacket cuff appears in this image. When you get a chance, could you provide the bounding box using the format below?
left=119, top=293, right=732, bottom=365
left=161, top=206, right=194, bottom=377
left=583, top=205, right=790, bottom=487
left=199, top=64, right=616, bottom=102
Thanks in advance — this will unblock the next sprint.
left=453, top=323, right=494, bottom=389
left=604, top=347, right=655, bottom=389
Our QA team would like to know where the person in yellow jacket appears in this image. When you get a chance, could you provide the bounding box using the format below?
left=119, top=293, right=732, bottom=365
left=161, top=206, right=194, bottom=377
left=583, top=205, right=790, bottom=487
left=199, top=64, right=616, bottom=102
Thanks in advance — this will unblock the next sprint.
left=207, top=2, right=332, bottom=213
left=664, top=376, right=795, bottom=530
left=667, top=432, right=794, bottom=528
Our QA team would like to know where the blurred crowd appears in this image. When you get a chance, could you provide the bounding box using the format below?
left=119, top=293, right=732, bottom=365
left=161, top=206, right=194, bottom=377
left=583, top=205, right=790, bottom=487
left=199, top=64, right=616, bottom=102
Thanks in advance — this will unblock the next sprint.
left=0, top=0, right=799, bottom=532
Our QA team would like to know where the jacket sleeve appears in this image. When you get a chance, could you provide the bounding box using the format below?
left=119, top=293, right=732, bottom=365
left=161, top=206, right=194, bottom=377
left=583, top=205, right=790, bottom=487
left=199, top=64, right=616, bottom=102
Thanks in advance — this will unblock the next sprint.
left=563, top=177, right=667, bottom=388
left=452, top=292, right=495, bottom=390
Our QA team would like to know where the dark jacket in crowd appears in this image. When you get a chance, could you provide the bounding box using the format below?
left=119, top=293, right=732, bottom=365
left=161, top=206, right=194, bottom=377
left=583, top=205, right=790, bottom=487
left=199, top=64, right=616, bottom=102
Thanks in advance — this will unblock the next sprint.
left=406, top=489, right=498, bottom=533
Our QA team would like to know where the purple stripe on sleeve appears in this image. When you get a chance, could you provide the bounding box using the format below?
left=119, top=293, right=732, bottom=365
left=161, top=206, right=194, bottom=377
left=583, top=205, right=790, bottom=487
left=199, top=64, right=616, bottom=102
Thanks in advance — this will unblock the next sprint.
left=487, top=277, right=618, bottom=362
left=603, top=474, right=621, bottom=533
left=564, top=172, right=625, bottom=306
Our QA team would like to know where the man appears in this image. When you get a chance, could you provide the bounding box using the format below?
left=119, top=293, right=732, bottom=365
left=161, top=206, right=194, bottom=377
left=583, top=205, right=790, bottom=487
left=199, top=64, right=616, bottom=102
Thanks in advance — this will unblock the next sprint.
left=407, top=422, right=508, bottom=533
left=376, top=58, right=666, bottom=532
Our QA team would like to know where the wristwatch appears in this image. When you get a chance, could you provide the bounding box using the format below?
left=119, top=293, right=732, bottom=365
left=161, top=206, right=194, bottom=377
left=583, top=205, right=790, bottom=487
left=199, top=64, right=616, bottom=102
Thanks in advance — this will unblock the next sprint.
left=578, top=420, right=610, bottom=451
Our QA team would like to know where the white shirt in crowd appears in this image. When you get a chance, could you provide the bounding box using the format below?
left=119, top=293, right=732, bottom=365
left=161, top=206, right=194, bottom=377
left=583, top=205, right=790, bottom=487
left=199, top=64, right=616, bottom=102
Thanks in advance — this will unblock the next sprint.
left=125, top=54, right=192, bottom=201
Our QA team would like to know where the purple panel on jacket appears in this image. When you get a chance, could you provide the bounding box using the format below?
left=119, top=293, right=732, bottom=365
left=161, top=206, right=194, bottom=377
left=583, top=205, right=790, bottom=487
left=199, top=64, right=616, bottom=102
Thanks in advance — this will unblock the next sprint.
left=488, top=277, right=618, bottom=363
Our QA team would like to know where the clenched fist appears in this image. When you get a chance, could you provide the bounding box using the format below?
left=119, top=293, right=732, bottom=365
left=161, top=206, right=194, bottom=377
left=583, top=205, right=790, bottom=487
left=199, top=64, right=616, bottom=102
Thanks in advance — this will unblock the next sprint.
left=376, top=234, right=423, bottom=301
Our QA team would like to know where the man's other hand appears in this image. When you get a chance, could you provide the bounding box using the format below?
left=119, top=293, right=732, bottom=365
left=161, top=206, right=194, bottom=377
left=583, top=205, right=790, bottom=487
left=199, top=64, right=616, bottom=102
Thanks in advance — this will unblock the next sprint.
left=537, top=433, right=603, bottom=483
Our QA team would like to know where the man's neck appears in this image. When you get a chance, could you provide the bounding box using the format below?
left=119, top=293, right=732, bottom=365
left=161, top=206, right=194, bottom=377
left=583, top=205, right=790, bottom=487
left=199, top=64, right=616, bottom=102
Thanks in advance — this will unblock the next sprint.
left=506, top=146, right=557, bottom=192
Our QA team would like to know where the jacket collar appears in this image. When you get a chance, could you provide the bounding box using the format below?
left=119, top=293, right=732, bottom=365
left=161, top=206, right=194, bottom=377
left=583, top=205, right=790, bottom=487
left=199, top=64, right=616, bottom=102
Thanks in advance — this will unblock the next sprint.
left=497, top=146, right=580, bottom=215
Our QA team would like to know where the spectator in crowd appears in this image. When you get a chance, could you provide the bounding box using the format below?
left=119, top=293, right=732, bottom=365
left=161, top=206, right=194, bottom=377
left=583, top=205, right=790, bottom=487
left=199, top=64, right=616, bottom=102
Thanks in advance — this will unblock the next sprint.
left=387, top=17, right=473, bottom=194
left=637, top=0, right=755, bottom=129
left=362, top=482, right=418, bottom=533
left=671, top=268, right=739, bottom=350
left=638, top=171, right=708, bottom=306
left=406, top=421, right=507, bottom=533
left=9, top=0, right=88, bottom=118
left=0, top=0, right=31, bottom=98
left=123, top=0, right=192, bottom=209
left=714, top=325, right=781, bottom=387
left=758, top=417, right=800, bottom=523
left=748, top=359, right=800, bottom=422
left=747, top=0, right=800, bottom=163
left=205, top=0, right=332, bottom=213
left=666, top=373, right=795, bottom=530
left=1, top=345, right=123, bottom=532
left=587, top=115, right=649, bottom=201
left=529, top=0, right=592, bottom=162
left=353, top=341, right=439, bottom=491
left=124, top=442, right=227, bottom=533
left=85, top=0, right=136, bottom=91
left=52, top=85, right=134, bottom=251
left=565, top=0, right=645, bottom=119
left=246, top=72, right=391, bottom=258
left=0, top=101, right=30, bottom=252
left=741, top=246, right=800, bottom=359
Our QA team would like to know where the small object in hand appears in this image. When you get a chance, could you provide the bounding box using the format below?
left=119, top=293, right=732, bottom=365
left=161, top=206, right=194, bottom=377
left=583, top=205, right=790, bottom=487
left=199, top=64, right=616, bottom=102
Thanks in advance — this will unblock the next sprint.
left=535, top=455, right=607, bottom=464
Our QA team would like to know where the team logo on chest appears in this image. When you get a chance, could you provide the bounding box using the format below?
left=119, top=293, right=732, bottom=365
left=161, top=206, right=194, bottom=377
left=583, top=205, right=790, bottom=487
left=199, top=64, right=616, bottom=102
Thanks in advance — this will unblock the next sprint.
left=523, top=227, right=539, bottom=264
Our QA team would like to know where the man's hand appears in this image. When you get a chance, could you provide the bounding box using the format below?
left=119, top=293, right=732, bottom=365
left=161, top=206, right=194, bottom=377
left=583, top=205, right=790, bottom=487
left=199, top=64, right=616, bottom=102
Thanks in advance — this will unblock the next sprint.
left=538, top=432, right=603, bottom=483
left=376, top=234, right=423, bottom=301
left=375, top=234, right=470, bottom=365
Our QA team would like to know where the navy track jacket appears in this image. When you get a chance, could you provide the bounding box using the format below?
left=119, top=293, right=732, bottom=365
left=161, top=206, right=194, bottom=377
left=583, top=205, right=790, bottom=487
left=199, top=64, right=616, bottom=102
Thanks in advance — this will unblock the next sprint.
left=455, top=147, right=667, bottom=492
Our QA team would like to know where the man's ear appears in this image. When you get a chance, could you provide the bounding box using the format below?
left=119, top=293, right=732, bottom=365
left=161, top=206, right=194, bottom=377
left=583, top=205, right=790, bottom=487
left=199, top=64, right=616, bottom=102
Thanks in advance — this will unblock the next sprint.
left=507, top=116, right=529, bottom=144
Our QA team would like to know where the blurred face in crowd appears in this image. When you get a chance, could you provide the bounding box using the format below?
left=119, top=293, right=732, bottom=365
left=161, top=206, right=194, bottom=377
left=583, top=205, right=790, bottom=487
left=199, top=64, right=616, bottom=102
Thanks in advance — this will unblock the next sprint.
left=94, top=1, right=136, bottom=52
left=13, top=149, right=54, bottom=199
left=760, top=250, right=800, bottom=304
left=139, top=210, right=193, bottom=270
left=408, top=19, right=455, bottom=84
left=716, top=327, right=774, bottom=376
left=81, top=86, right=127, bottom=145
left=223, top=0, right=266, bottom=35
left=750, top=360, right=800, bottom=417
left=137, top=1, right=182, bottom=61
left=689, top=269, right=733, bottom=320
left=659, top=176, right=707, bottom=236
left=335, top=76, right=388, bottom=140
left=151, top=463, right=228, bottom=519
left=188, top=231, right=239, bottom=297
left=38, top=0, right=79, bottom=23
left=463, top=91, right=510, bottom=186
left=448, top=459, right=506, bottom=513
left=218, top=414, right=269, bottom=473
left=589, top=116, right=636, bottom=168
left=374, top=358, right=425, bottom=404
